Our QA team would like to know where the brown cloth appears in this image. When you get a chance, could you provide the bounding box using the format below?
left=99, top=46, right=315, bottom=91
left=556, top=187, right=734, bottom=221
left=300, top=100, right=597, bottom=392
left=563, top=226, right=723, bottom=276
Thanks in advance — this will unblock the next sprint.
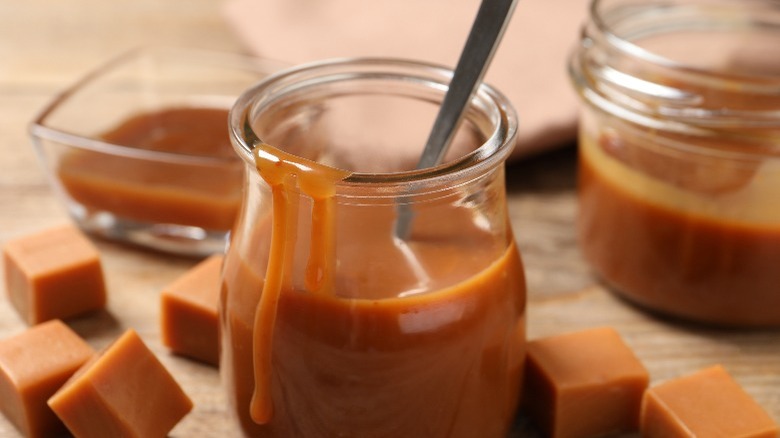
left=223, top=0, right=587, bottom=159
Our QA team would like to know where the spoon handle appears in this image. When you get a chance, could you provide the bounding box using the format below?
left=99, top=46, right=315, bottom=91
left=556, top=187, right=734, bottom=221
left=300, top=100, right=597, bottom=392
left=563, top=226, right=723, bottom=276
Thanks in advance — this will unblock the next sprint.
left=395, top=0, right=519, bottom=240
left=415, top=0, right=519, bottom=169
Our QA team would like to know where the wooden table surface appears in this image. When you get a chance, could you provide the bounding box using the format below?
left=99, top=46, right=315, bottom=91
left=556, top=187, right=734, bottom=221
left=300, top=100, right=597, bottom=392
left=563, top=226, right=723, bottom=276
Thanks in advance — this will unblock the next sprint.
left=1, top=1, right=777, bottom=436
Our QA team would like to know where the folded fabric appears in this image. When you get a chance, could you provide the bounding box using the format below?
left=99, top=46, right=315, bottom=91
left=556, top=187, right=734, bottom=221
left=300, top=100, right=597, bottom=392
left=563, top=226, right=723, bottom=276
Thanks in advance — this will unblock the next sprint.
left=223, top=0, right=588, bottom=159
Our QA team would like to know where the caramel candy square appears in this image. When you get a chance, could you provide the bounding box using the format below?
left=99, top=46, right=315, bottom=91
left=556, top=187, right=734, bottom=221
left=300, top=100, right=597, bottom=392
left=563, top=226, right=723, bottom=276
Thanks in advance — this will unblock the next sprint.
left=523, top=326, right=649, bottom=438
left=642, top=365, right=778, bottom=438
left=48, top=329, right=193, bottom=437
left=0, top=320, right=95, bottom=438
left=3, top=224, right=107, bottom=325
left=161, top=254, right=222, bottom=366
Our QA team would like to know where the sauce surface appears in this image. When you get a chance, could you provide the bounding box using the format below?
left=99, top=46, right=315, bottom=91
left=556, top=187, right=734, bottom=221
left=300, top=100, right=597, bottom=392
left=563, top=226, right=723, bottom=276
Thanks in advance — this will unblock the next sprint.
left=220, top=144, right=526, bottom=437
left=57, top=107, right=242, bottom=230
left=579, top=132, right=780, bottom=326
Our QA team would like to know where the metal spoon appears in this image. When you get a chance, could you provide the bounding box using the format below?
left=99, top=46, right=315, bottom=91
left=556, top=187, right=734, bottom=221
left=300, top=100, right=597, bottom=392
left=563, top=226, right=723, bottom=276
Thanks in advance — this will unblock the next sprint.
left=395, top=0, right=519, bottom=239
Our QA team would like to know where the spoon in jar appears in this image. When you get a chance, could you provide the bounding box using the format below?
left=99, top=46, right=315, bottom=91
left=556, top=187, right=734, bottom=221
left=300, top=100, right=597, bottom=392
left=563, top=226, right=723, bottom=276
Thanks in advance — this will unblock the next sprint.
left=394, top=0, right=519, bottom=239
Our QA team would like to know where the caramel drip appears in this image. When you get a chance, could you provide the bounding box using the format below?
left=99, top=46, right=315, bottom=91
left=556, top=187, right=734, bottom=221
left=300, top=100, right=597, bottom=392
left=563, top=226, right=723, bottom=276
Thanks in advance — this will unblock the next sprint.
left=250, top=144, right=351, bottom=424
left=305, top=195, right=337, bottom=294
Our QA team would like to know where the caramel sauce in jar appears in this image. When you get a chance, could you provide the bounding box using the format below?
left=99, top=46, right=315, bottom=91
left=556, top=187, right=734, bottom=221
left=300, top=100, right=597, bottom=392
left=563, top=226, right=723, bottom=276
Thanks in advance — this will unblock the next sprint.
left=220, top=58, right=526, bottom=436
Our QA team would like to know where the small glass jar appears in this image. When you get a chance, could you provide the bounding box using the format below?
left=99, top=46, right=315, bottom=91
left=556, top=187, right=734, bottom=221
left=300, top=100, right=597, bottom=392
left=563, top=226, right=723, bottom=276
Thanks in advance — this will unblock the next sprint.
left=221, top=58, right=526, bottom=437
left=570, top=0, right=780, bottom=326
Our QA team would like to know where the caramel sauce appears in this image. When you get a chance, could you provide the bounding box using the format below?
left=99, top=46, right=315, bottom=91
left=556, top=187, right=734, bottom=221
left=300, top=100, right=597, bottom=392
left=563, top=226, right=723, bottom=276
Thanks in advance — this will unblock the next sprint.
left=579, top=133, right=780, bottom=326
left=249, top=144, right=351, bottom=423
left=57, top=107, right=242, bottom=230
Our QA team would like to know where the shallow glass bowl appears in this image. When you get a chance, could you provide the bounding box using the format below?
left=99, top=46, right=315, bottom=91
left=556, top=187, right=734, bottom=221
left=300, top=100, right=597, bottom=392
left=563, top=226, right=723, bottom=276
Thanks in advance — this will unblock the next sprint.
left=29, top=46, right=285, bottom=256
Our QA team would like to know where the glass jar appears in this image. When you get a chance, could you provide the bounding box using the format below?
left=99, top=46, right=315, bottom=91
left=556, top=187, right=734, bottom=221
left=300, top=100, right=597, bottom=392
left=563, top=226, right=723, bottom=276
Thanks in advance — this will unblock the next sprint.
left=221, top=58, right=526, bottom=437
left=570, top=0, right=780, bottom=326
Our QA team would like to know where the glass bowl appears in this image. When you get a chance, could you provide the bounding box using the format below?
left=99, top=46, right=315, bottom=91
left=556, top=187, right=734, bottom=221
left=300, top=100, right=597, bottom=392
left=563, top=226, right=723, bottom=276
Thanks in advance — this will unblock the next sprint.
left=29, top=46, right=286, bottom=256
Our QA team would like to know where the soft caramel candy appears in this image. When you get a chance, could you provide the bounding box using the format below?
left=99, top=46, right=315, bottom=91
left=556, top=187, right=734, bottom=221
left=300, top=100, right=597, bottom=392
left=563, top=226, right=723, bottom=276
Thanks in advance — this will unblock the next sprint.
left=642, top=365, right=779, bottom=438
left=48, top=329, right=193, bottom=438
left=2, top=224, right=106, bottom=325
left=161, top=254, right=222, bottom=366
left=523, top=326, right=649, bottom=438
left=0, top=320, right=95, bottom=438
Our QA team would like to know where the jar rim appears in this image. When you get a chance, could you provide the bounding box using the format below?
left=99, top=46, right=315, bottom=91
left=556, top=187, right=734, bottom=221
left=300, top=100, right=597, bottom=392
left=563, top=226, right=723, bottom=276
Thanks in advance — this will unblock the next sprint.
left=571, top=0, right=780, bottom=143
left=589, top=0, right=780, bottom=77
left=229, top=57, right=518, bottom=189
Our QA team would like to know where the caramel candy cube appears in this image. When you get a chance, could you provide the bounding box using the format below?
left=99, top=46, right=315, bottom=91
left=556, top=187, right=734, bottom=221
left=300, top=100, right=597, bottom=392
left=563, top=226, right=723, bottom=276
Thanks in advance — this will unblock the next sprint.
left=0, top=320, right=95, bottom=438
left=3, top=224, right=107, bottom=325
left=48, top=329, right=193, bottom=438
left=523, top=326, right=649, bottom=438
left=642, top=365, right=779, bottom=438
left=161, top=254, right=222, bottom=366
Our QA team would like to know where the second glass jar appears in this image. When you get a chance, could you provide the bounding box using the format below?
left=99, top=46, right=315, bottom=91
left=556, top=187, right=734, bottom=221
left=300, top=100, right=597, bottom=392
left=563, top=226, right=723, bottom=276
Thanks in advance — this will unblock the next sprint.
left=570, top=0, right=780, bottom=326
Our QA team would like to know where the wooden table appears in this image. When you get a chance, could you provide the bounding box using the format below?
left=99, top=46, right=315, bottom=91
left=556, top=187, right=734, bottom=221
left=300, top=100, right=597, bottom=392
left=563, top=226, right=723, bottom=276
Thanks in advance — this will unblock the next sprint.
left=1, top=1, right=777, bottom=436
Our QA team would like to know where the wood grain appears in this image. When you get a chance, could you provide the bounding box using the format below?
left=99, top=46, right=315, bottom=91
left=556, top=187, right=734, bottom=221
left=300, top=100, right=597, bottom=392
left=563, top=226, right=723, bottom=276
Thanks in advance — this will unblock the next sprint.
left=0, top=1, right=777, bottom=437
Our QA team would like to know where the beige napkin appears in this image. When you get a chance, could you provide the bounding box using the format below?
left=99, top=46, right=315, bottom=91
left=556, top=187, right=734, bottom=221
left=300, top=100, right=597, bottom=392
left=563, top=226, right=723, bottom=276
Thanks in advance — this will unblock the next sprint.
left=223, top=0, right=588, bottom=159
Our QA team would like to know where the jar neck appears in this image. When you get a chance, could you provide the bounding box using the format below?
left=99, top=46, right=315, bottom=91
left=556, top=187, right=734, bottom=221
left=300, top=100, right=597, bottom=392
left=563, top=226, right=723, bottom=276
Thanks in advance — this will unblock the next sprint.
left=571, top=0, right=780, bottom=133
left=229, top=57, right=517, bottom=199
